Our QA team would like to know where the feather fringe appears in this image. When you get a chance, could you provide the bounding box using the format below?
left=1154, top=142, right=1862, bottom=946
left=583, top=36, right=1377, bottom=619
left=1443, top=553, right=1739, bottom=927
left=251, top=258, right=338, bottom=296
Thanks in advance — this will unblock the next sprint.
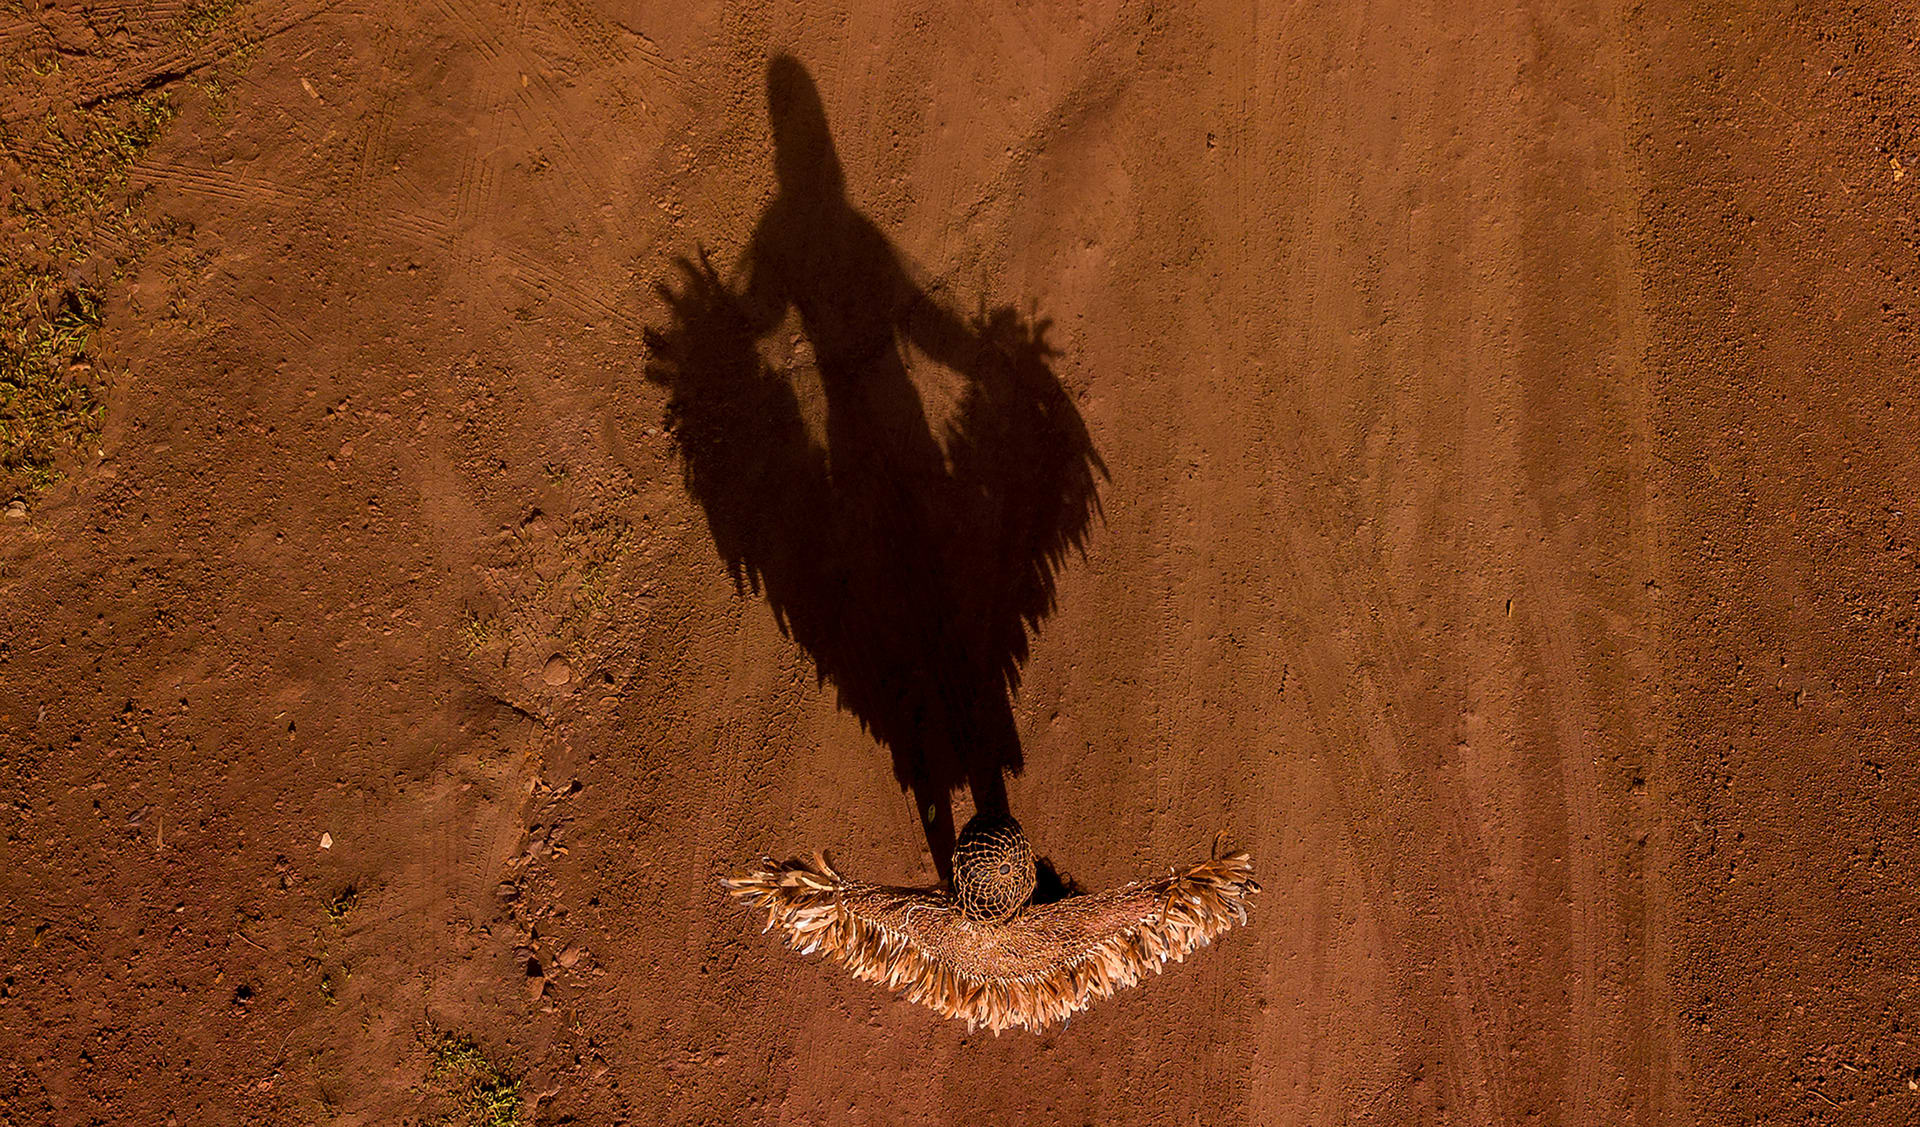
left=723, top=843, right=1258, bottom=1034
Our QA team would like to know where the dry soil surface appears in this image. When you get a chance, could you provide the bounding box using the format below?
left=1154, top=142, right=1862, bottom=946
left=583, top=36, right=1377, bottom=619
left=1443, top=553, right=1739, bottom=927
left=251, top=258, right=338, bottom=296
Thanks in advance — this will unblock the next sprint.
left=3, top=1, right=1919, bottom=1124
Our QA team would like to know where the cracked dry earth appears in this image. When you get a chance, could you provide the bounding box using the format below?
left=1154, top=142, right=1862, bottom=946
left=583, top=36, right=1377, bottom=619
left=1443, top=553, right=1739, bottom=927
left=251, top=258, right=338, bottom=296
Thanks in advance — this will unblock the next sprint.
left=4, top=1, right=1920, bottom=1124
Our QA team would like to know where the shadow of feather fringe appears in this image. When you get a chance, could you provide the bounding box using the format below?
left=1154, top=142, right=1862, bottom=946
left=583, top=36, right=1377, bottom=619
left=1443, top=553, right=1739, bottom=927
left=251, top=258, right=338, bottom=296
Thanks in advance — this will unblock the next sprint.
left=723, top=844, right=1258, bottom=1033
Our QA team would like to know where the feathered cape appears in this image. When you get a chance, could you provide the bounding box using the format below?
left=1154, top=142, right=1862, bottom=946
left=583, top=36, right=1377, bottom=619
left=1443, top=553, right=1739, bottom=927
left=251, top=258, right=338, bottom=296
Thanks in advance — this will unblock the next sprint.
left=723, top=843, right=1258, bottom=1033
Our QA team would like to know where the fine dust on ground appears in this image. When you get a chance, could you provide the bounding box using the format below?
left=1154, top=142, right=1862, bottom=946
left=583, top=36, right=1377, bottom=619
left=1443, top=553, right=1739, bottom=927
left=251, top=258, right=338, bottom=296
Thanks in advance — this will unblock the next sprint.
left=2, top=1, right=1918, bottom=1124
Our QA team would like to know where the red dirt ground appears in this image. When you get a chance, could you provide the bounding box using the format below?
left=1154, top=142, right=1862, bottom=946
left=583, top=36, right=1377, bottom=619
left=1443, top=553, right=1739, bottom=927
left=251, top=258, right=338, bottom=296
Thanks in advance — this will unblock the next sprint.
left=3, top=1, right=1919, bottom=1123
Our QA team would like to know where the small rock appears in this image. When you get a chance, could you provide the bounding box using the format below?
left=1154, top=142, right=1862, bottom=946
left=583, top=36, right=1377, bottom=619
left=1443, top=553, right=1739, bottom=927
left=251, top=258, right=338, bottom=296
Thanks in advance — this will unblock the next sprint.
left=557, top=946, right=581, bottom=969
left=319, top=832, right=332, bottom=850
left=542, top=655, right=573, bottom=686
left=4, top=500, right=25, bottom=520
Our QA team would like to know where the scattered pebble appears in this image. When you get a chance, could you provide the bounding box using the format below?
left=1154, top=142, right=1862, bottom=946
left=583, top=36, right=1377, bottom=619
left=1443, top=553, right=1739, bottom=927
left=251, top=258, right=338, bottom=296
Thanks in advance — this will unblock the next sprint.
left=543, top=655, right=573, bottom=686
left=319, top=832, right=332, bottom=850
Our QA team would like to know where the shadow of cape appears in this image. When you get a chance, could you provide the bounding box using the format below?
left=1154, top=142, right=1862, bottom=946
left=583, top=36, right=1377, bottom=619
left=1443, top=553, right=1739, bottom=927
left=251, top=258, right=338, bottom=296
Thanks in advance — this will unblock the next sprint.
left=642, top=249, right=1105, bottom=875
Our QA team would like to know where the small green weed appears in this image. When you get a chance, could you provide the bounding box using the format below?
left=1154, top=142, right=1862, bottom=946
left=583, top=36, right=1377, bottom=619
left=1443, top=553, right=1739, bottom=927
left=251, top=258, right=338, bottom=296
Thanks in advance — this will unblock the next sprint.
left=427, top=1034, right=524, bottom=1127
left=180, top=0, right=246, bottom=42
left=180, top=1, right=260, bottom=113
left=325, top=885, right=359, bottom=923
left=461, top=612, right=502, bottom=656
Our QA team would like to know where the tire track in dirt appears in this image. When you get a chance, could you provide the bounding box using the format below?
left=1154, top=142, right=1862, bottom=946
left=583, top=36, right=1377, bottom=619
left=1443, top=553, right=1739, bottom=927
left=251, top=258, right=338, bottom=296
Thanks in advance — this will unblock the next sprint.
left=126, top=0, right=649, bottom=337
left=349, top=85, right=402, bottom=201
left=137, top=145, right=643, bottom=340
left=66, top=1, right=194, bottom=24
left=333, top=27, right=450, bottom=220
left=0, top=15, right=53, bottom=51
left=432, top=0, right=509, bottom=286
left=132, top=159, right=318, bottom=207
left=1205, top=11, right=1420, bottom=1121
left=352, top=199, right=455, bottom=249
left=485, top=0, right=654, bottom=228
left=1509, top=2, right=1661, bottom=1116
left=427, top=0, right=506, bottom=64
left=206, top=275, right=319, bottom=352
left=545, top=0, right=682, bottom=84
left=1205, top=1, right=1653, bottom=1115
left=134, top=155, right=455, bottom=252
left=427, top=0, right=647, bottom=292
left=2, top=3, right=192, bottom=53
left=493, top=243, right=638, bottom=330
left=449, top=91, right=507, bottom=278
left=509, top=71, right=616, bottom=208
left=0, top=0, right=347, bottom=122
left=883, top=5, right=1161, bottom=299
left=1231, top=34, right=1547, bottom=1109
left=973, top=15, right=1501, bottom=1099
left=1270, top=430, right=1523, bottom=1124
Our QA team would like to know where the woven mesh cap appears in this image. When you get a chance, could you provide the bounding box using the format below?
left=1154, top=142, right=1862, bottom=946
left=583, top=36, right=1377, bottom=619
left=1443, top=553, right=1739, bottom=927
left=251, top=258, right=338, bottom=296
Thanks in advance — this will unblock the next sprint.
left=952, top=814, right=1037, bottom=923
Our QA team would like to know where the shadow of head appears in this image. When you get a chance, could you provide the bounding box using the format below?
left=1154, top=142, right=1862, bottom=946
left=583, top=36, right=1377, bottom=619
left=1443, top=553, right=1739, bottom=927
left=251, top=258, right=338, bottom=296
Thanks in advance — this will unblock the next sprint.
left=766, top=54, right=846, bottom=204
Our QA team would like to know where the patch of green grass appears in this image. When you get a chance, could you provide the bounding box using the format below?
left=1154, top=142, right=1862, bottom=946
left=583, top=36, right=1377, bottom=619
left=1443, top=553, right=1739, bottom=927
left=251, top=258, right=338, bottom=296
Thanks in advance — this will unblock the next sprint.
left=15, top=91, right=176, bottom=223
left=553, top=515, right=630, bottom=631
left=0, top=284, right=106, bottom=494
left=427, top=1035, right=524, bottom=1127
left=184, top=11, right=260, bottom=114
left=180, top=0, right=246, bottom=43
left=324, top=885, right=359, bottom=923
left=188, top=56, right=243, bottom=109
left=461, top=612, right=502, bottom=656
left=1, top=88, right=179, bottom=497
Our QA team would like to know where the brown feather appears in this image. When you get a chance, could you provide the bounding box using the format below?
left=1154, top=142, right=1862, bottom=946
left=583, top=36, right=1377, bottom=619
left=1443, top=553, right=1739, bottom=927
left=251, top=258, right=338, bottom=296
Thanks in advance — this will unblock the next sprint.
left=722, top=844, right=1258, bottom=1033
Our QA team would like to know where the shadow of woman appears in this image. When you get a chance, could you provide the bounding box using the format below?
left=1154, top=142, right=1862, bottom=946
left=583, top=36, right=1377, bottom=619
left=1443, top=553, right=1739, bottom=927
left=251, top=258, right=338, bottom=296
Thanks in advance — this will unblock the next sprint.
left=643, top=56, right=1105, bottom=879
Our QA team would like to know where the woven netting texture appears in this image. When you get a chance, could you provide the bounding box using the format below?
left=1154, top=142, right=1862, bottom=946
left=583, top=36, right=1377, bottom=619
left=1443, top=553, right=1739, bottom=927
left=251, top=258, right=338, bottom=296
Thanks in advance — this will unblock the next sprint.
left=951, top=814, right=1037, bottom=923
left=725, top=844, right=1258, bottom=1033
